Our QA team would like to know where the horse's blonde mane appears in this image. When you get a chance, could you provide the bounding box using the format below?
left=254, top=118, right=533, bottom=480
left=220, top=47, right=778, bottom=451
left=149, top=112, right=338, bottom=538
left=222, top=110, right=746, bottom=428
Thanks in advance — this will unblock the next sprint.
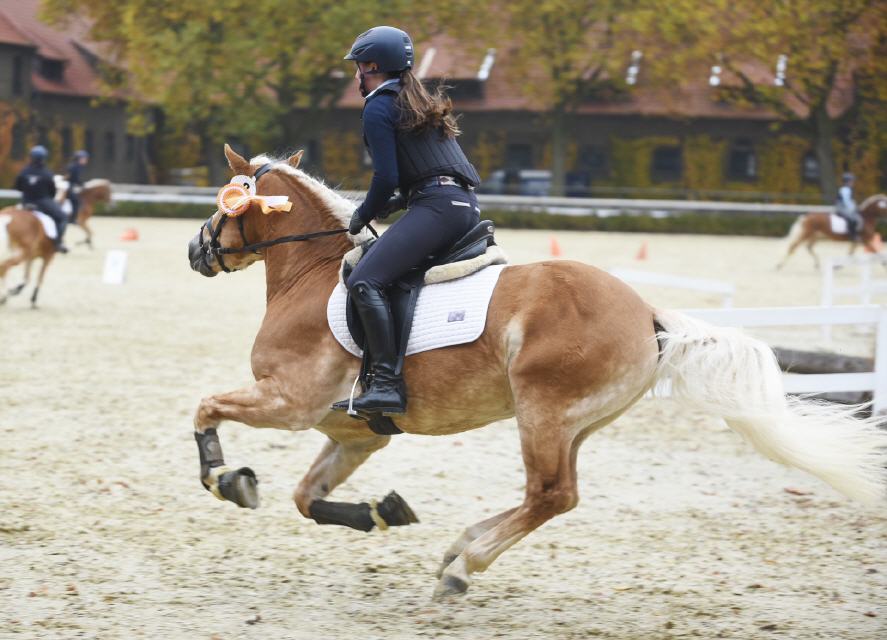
left=250, top=155, right=371, bottom=245
left=859, top=193, right=887, bottom=212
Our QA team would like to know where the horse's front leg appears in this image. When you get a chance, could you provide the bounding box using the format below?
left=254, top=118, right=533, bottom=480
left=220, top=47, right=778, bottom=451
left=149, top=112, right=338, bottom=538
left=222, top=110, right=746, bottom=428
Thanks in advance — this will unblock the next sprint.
left=193, top=377, right=294, bottom=509
left=294, top=434, right=419, bottom=532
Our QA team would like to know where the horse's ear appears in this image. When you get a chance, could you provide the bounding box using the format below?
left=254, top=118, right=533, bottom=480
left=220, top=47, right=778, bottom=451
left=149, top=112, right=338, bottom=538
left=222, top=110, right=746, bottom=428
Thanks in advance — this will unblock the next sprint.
left=224, top=143, right=250, bottom=175
left=286, top=150, right=304, bottom=169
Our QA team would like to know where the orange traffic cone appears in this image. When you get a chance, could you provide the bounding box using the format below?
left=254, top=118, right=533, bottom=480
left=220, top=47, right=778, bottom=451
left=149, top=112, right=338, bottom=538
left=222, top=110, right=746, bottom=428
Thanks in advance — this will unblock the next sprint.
left=635, top=241, right=648, bottom=260
left=550, top=236, right=562, bottom=257
left=120, top=228, right=139, bottom=241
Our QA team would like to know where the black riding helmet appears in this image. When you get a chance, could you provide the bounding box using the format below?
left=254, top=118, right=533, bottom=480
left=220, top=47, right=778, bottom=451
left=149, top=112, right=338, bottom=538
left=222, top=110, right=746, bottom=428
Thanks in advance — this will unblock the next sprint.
left=344, top=26, right=414, bottom=73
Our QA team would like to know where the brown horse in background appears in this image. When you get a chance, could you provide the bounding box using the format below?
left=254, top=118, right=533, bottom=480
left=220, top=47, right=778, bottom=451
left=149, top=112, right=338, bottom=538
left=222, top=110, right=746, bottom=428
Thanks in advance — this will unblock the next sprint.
left=55, top=178, right=112, bottom=249
left=186, top=145, right=887, bottom=600
left=777, top=194, right=887, bottom=269
left=0, top=207, right=57, bottom=308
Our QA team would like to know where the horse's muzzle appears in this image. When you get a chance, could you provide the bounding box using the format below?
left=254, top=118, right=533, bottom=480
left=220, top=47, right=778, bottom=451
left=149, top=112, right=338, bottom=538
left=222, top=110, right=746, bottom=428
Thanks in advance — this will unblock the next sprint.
left=188, top=233, right=218, bottom=277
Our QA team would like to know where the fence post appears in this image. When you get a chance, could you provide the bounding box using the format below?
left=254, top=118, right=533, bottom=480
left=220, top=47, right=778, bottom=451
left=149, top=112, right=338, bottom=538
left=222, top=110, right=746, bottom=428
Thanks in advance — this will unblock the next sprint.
left=873, top=308, right=887, bottom=416
left=821, top=258, right=834, bottom=341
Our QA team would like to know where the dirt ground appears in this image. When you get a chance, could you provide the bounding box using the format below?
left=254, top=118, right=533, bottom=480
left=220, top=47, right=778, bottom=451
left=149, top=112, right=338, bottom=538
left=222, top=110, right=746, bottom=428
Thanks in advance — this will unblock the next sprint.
left=1, top=217, right=884, bottom=640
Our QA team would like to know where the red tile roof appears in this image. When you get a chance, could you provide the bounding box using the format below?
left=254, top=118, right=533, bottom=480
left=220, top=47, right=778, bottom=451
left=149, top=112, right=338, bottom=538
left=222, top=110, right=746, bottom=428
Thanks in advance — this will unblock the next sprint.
left=0, top=0, right=103, bottom=97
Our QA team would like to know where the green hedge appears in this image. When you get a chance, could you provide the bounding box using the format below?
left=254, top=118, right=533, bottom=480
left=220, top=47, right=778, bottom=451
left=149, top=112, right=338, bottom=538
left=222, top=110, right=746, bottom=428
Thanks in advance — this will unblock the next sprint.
left=5, top=199, right=884, bottom=239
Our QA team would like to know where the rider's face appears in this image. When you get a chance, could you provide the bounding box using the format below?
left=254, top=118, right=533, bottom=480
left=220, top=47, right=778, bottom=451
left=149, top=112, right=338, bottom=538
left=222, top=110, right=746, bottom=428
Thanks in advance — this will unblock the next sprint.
left=355, top=62, right=383, bottom=96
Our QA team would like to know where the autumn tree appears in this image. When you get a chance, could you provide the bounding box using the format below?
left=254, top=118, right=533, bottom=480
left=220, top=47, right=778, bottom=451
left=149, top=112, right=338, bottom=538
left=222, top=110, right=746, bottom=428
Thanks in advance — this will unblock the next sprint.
left=638, top=0, right=886, bottom=200
left=41, top=0, right=464, bottom=183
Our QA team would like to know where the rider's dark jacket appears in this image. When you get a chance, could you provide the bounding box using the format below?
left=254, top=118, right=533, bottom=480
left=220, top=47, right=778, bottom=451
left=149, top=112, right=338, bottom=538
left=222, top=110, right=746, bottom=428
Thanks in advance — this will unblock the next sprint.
left=355, top=81, right=480, bottom=223
left=67, top=162, right=84, bottom=188
left=14, top=163, right=57, bottom=204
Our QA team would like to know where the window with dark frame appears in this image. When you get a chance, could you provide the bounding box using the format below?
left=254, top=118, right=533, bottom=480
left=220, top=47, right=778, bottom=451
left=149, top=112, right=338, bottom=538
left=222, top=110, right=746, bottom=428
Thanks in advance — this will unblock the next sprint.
left=84, top=129, right=94, bottom=156
left=126, top=135, right=136, bottom=162
left=12, top=56, right=23, bottom=96
left=11, top=122, right=25, bottom=159
left=578, top=145, right=609, bottom=179
left=104, top=131, right=116, bottom=162
left=38, top=58, right=64, bottom=82
left=505, top=143, right=533, bottom=170
left=801, top=152, right=820, bottom=183
left=650, top=145, right=683, bottom=182
left=61, top=127, right=73, bottom=160
left=727, top=139, right=757, bottom=180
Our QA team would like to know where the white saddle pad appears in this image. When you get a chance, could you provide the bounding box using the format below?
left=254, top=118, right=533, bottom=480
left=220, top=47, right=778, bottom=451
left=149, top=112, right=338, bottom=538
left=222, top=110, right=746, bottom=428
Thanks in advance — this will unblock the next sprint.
left=327, top=265, right=506, bottom=358
left=30, top=210, right=58, bottom=239
left=830, top=214, right=848, bottom=235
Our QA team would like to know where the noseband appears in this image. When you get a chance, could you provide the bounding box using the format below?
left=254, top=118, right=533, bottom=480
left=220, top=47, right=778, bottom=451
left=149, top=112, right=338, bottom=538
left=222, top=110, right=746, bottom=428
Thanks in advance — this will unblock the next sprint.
left=198, top=163, right=350, bottom=273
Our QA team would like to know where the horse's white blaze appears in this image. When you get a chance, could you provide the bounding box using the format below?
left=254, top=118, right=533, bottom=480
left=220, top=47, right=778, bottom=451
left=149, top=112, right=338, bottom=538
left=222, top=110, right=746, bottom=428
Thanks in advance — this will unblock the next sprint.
left=654, top=308, right=887, bottom=504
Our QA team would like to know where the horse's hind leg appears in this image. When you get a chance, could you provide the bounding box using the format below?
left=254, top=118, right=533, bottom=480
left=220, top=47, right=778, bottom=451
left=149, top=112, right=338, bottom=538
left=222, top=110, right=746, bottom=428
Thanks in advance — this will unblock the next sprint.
left=434, top=413, right=581, bottom=600
left=805, top=240, right=821, bottom=269
left=293, top=433, right=416, bottom=532
left=193, top=378, right=296, bottom=509
left=7, top=255, right=31, bottom=296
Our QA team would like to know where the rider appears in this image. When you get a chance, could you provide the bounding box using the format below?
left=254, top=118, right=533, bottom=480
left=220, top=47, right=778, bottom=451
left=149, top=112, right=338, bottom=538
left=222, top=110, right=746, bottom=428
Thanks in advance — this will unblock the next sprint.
left=333, top=26, right=482, bottom=416
left=835, top=172, right=862, bottom=242
left=66, top=150, right=90, bottom=224
left=14, top=145, right=68, bottom=253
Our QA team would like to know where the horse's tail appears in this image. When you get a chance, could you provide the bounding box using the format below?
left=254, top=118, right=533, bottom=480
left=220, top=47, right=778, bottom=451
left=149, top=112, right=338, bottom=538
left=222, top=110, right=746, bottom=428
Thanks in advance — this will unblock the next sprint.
left=0, top=213, right=11, bottom=260
left=652, top=308, right=887, bottom=504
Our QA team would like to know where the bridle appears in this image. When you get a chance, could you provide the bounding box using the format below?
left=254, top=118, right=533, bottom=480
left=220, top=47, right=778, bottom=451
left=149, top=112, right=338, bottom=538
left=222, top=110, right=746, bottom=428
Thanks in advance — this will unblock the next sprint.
left=198, top=162, right=351, bottom=273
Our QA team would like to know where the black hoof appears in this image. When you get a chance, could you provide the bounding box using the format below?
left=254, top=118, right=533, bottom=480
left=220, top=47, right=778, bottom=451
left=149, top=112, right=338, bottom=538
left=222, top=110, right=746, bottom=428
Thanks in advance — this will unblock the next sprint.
left=218, top=467, right=259, bottom=509
left=434, top=574, right=469, bottom=600
left=378, top=491, right=419, bottom=526
left=9, top=284, right=24, bottom=296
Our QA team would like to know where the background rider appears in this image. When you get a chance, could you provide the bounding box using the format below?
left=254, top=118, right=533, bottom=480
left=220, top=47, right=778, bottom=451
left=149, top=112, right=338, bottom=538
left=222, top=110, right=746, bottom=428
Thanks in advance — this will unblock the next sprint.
left=13, top=145, right=69, bottom=253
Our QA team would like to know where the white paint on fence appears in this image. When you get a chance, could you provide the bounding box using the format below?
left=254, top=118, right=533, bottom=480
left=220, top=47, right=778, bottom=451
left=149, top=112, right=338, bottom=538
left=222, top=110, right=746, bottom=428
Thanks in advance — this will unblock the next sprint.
left=102, top=250, right=128, bottom=285
left=683, top=305, right=886, bottom=414
left=610, top=268, right=734, bottom=307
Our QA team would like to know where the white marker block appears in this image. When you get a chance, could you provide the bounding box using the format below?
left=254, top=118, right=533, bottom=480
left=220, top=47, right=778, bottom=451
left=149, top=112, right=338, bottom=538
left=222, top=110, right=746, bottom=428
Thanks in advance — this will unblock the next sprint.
left=102, top=250, right=128, bottom=285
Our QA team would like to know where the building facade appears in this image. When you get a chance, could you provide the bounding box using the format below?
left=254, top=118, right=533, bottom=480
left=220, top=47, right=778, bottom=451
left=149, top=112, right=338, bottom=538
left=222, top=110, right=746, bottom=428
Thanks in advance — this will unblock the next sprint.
left=0, top=1, right=150, bottom=185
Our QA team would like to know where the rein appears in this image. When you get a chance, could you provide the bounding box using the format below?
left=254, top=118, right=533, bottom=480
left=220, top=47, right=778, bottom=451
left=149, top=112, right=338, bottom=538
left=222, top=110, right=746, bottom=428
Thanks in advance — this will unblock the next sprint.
left=199, top=162, right=356, bottom=273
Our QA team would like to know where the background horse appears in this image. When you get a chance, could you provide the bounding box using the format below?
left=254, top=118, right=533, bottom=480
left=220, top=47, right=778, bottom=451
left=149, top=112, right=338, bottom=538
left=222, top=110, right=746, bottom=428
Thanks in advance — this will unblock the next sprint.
left=0, top=206, right=57, bottom=308
left=54, top=177, right=112, bottom=249
left=777, top=194, right=887, bottom=269
left=187, top=145, right=887, bottom=600
left=72, top=179, right=112, bottom=248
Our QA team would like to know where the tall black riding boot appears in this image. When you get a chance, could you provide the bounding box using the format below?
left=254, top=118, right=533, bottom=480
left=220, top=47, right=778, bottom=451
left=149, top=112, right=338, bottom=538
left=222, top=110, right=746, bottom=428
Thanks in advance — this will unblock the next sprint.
left=333, top=281, right=406, bottom=415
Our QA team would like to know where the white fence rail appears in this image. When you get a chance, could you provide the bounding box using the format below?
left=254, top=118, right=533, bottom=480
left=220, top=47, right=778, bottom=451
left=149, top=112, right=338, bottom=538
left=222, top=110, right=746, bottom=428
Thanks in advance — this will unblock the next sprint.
left=0, top=186, right=832, bottom=216
left=611, top=268, right=734, bottom=307
left=683, top=305, right=887, bottom=414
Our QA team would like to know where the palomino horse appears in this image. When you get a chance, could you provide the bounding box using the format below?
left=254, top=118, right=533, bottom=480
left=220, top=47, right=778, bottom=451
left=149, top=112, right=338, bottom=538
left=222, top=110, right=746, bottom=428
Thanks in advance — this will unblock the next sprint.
left=188, top=145, right=886, bottom=600
left=0, top=207, right=57, bottom=308
left=776, top=194, right=887, bottom=269
left=55, top=178, right=112, bottom=249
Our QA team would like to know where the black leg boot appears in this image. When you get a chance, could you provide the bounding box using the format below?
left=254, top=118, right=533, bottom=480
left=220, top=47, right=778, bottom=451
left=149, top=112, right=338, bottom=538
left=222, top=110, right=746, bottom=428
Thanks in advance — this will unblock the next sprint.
left=333, top=281, right=406, bottom=415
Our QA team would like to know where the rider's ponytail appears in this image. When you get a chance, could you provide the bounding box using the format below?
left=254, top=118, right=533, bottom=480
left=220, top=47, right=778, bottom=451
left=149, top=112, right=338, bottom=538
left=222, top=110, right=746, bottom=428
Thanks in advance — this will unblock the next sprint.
left=396, top=70, right=461, bottom=138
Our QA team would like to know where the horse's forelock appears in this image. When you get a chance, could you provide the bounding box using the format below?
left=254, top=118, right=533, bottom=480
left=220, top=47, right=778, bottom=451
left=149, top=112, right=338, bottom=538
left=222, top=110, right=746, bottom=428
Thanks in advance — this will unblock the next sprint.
left=248, top=155, right=369, bottom=245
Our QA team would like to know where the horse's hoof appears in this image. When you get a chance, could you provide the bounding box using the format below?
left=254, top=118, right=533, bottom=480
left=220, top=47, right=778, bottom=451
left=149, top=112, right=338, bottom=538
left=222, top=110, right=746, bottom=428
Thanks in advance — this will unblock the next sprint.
left=377, top=491, right=419, bottom=526
left=432, top=574, right=469, bottom=601
left=9, top=284, right=24, bottom=296
left=218, top=467, right=259, bottom=509
left=436, top=553, right=458, bottom=579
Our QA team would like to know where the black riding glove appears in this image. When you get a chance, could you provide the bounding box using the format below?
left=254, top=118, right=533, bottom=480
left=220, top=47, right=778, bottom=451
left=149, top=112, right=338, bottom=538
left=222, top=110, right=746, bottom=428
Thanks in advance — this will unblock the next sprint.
left=348, top=210, right=366, bottom=235
left=377, top=194, right=406, bottom=219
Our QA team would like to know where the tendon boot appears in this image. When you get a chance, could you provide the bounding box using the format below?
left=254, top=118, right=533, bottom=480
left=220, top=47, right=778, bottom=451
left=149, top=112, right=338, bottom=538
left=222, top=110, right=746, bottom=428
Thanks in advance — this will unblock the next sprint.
left=332, top=281, right=406, bottom=416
